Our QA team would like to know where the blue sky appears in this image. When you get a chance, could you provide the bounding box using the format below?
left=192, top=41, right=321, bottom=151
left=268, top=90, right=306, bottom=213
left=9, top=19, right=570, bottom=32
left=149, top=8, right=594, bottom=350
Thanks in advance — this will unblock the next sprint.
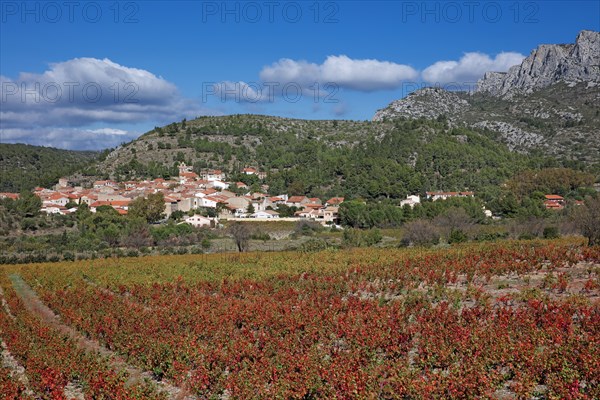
left=1, top=0, right=598, bottom=150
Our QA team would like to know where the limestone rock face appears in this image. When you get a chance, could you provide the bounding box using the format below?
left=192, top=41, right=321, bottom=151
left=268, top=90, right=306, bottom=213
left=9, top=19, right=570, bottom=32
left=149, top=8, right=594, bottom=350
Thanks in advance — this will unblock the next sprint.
left=476, top=30, right=600, bottom=97
left=372, top=88, right=468, bottom=122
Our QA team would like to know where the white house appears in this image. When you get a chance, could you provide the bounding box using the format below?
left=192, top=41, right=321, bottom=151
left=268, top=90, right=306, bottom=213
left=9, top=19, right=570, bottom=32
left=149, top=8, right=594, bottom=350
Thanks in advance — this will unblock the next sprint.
left=209, top=180, right=229, bottom=190
left=80, top=195, right=98, bottom=205
left=251, top=210, right=280, bottom=219
left=400, top=195, right=421, bottom=208
left=204, top=169, right=225, bottom=181
left=194, top=196, right=219, bottom=209
left=180, top=215, right=216, bottom=228
left=46, top=193, right=70, bottom=206
left=251, top=200, right=265, bottom=212
left=93, top=180, right=118, bottom=190
left=41, top=202, right=67, bottom=214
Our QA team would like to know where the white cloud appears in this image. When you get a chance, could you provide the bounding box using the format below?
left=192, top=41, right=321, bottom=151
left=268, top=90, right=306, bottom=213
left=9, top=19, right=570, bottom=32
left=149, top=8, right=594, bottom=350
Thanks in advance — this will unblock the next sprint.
left=1, top=58, right=183, bottom=117
left=86, top=128, right=130, bottom=136
left=0, top=58, right=215, bottom=149
left=259, top=55, right=418, bottom=91
left=422, top=52, right=525, bottom=85
left=0, top=127, right=140, bottom=150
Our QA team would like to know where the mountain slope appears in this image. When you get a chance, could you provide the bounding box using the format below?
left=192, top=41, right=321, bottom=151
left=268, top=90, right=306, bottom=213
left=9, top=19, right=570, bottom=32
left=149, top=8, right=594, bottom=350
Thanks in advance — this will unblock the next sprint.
left=84, top=114, right=556, bottom=201
left=373, top=31, right=600, bottom=164
left=0, top=143, right=98, bottom=192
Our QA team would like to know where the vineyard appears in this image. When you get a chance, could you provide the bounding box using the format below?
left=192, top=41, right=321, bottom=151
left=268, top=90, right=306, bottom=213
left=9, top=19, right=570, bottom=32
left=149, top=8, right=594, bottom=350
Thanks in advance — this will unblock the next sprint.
left=1, top=239, right=599, bottom=399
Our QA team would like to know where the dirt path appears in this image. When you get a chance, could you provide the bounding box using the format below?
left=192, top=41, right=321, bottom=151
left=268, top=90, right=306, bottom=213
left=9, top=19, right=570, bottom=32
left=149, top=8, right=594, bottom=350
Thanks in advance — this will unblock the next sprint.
left=1, top=338, right=36, bottom=399
left=0, top=285, right=36, bottom=398
left=8, top=274, right=197, bottom=400
left=0, top=285, right=15, bottom=320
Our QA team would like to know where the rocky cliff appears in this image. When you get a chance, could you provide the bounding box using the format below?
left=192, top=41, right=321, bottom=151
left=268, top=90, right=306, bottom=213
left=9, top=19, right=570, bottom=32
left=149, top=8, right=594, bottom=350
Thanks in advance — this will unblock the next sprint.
left=476, top=30, right=600, bottom=97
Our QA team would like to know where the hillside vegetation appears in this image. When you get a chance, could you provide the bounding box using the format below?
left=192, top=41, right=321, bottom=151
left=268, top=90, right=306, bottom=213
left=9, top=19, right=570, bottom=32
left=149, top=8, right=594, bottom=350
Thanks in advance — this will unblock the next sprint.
left=0, top=143, right=99, bottom=192
left=374, top=84, right=600, bottom=167
left=90, top=115, right=577, bottom=200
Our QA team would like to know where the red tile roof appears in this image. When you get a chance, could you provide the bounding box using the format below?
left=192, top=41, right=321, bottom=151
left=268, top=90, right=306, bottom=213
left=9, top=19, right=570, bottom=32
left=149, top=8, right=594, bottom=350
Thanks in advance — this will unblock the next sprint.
left=544, top=200, right=564, bottom=209
left=48, top=193, right=69, bottom=200
left=303, top=203, right=323, bottom=209
left=288, top=196, right=307, bottom=203
left=326, top=197, right=345, bottom=205
left=109, top=200, right=131, bottom=207
left=90, top=201, right=110, bottom=207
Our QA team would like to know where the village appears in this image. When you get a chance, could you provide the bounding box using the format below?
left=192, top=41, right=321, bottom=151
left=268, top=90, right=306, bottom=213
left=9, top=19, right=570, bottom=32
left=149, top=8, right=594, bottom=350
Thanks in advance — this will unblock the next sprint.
left=7, top=163, right=346, bottom=228
left=0, top=162, right=573, bottom=230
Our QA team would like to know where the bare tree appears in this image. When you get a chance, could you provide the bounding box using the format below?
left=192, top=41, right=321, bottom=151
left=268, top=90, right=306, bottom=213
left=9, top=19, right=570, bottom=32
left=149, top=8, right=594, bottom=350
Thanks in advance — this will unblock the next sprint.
left=121, top=224, right=154, bottom=249
left=228, top=222, right=250, bottom=252
left=402, top=219, right=440, bottom=247
left=433, top=207, right=475, bottom=239
left=573, top=196, right=600, bottom=246
left=508, top=216, right=546, bottom=239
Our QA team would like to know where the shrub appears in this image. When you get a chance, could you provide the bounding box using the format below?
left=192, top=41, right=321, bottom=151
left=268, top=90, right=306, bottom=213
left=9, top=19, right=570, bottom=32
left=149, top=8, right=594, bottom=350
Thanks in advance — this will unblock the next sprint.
left=176, top=247, right=189, bottom=255
left=201, top=238, right=211, bottom=249
left=300, top=238, right=330, bottom=252
left=294, top=220, right=323, bottom=237
left=474, top=231, right=509, bottom=242
left=190, top=246, right=204, bottom=254
left=342, top=228, right=382, bottom=248
left=449, top=228, right=468, bottom=244
left=543, top=226, right=560, bottom=239
left=251, top=231, right=271, bottom=241
left=20, top=218, right=37, bottom=231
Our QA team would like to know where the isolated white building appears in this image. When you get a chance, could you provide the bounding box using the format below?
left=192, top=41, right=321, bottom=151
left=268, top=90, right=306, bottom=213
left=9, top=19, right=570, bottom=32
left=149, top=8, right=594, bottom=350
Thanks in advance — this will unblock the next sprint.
left=251, top=210, right=280, bottom=219
left=400, top=195, right=421, bottom=208
left=180, top=215, right=216, bottom=228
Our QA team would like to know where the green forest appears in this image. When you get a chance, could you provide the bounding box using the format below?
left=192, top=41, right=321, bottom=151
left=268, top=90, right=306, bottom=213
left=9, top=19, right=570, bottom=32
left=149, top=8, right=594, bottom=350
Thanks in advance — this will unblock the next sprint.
left=0, top=143, right=98, bottom=192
